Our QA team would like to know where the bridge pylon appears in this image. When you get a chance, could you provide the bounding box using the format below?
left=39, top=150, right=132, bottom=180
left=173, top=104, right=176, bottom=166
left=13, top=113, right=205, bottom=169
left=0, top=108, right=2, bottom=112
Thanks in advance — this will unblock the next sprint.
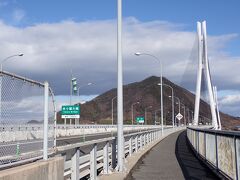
left=193, top=21, right=219, bottom=129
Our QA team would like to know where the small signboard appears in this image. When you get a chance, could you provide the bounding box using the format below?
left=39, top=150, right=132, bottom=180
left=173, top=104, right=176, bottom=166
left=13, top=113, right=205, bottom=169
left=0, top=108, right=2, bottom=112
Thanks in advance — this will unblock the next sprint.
left=61, top=105, right=80, bottom=119
left=176, top=113, right=183, bottom=121
left=136, top=116, right=145, bottom=124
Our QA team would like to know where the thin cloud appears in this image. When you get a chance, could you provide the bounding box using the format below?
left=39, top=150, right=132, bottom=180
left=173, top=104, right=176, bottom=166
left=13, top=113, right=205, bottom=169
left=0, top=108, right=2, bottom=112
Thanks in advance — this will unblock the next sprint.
left=12, top=8, right=25, bottom=23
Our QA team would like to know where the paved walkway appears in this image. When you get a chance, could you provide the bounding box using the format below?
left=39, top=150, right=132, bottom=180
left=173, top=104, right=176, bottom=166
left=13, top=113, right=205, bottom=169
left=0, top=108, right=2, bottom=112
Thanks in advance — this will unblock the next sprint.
left=126, top=130, right=219, bottom=180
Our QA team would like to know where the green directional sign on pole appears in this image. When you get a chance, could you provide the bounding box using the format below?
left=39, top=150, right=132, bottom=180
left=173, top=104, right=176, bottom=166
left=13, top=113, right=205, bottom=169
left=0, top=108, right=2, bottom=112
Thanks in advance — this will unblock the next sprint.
left=136, top=116, right=144, bottom=124
left=61, top=105, right=80, bottom=118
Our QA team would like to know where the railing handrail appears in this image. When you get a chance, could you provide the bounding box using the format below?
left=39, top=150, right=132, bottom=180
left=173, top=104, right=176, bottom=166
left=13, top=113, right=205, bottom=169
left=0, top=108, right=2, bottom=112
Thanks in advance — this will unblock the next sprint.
left=56, top=128, right=162, bottom=152
left=187, top=127, right=239, bottom=180
left=187, top=126, right=240, bottom=137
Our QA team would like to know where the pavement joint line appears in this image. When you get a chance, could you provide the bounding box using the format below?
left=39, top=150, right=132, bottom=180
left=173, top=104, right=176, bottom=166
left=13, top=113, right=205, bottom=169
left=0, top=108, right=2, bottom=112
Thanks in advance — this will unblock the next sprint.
left=99, top=128, right=185, bottom=180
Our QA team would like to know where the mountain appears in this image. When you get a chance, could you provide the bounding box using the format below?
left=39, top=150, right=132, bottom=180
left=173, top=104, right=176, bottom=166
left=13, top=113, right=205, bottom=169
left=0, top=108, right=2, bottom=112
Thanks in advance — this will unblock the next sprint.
left=57, top=76, right=239, bottom=130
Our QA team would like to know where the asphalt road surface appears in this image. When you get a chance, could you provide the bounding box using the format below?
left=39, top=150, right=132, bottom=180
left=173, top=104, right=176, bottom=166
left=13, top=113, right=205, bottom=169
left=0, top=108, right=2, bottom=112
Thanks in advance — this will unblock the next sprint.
left=126, top=130, right=219, bottom=180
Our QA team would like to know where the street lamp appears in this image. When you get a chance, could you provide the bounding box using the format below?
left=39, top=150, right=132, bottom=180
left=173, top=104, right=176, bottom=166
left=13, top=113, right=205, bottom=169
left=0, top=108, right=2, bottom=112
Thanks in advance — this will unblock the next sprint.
left=169, top=96, right=180, bottom=126
left=158, top=83, right=174, bottom=127
left=135, top=52, right=163, bottom=135
left=111, top=96, right=117, bottom=125
left=131, top=101, right=140, bottom=125
left=144, top=106, right=152, bottom=125
left=78, top=82, right=93, bottom=98
left=0, top=53, right=24, bottom=124
left=181, top=104, right=186, bottom=126
left=0, top=53, right=24, bottom=72
left=117, top=0, right=124, bottom=172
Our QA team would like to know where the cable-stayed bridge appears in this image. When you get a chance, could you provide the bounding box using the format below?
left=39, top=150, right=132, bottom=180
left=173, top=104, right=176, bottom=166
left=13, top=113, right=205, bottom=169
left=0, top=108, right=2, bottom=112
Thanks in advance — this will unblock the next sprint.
left=0, top=5, right=239, bottom=180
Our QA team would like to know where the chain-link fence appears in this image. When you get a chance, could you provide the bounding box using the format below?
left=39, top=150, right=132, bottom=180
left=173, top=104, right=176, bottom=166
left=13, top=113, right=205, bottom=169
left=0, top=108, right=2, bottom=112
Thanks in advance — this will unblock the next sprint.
left=0, top=71, right=56, bottom=168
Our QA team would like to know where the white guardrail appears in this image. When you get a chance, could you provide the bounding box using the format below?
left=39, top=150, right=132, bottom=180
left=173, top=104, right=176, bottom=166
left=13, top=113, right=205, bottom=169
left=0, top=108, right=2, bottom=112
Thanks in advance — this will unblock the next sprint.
left=0, top=124, right=168, bottom=131
left=55, top=126, right=185, bottom=180
left=187, top=127, right=240, bottom=180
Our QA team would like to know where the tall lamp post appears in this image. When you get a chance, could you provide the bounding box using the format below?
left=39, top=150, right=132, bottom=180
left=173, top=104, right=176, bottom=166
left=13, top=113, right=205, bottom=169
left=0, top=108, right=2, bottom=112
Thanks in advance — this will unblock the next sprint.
left=0, top=53, right=24, bottom=124
left=78, top=82, right=93, bottom=102
left=131, top=101, right=139, bottom=125
left=158, top=83, right=174, bottom=127
left=111, top=96, right=117, bottom=125
left=135, top=52, right=163, bottom=135
left=181, top=104, right=186, bottom=126
left=117, top=0, right=124, bottom=172
left=169, top=96, right=180, bottom=126
left=0, top=54, right=24, bottom=72
left=76, top=82, right=93, bottom=125
left=144, top=106, right=152, bottom=125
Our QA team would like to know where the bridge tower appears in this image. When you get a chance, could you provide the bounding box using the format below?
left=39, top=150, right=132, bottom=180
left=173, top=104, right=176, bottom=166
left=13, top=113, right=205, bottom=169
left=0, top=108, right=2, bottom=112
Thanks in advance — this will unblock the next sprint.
left=193, top=21, right=219, bottom=129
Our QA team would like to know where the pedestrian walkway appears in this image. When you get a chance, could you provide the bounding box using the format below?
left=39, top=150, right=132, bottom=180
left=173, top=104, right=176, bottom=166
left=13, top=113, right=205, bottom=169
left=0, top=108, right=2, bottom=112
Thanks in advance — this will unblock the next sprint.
left=126, top=130, right=219, bottom=180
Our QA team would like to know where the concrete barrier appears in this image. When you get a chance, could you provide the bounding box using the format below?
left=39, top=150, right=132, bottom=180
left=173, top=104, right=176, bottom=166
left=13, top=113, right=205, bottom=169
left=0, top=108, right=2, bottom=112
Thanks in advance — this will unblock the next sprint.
left=1, top=125, right=162, bottom=142
left=0, top=157, right=64, bottom=180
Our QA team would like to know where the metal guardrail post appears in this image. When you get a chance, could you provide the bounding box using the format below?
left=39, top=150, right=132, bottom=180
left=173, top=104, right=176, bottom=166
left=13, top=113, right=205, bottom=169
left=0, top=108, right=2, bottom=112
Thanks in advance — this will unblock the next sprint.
left=129, top=137, right=132, bottom=156
left=90, top=143, right=97, bottom=180
left=103, top=141, right=109, bottom=174
left=111, top=138, right=117, bottom=169
left=71, top=148, right=80, bottom=180
left=234, top=136, right=239, bottom=180
left=135, top=135, right=138, bottom=152
left=147, top=133, right=149, bottom=144
left=43, top=81, right=49, bottom=160
left=143, top=134, right=146, bottom=146
left=204, top=132, right=206, bottom=159
left=140, top=135, right=143, bottom=149
left=197, top=131, right=199, bottom=153
left=149, top=133, right=151, bottom=143
left=215, top=133, right=218, bottom=169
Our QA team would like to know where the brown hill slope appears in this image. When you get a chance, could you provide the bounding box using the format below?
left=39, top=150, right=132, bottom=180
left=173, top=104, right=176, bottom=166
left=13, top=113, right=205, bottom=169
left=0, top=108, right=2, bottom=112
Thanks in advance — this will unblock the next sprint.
left=58, top=76, right=239, bottom=130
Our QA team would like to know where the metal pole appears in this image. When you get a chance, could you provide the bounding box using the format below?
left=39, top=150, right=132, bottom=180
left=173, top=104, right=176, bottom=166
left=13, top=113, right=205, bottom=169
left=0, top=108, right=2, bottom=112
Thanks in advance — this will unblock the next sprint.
left=112, top=96, right=116, bottom=125
left=78, top=86, right=80, bottom=103
left=172, top=92, right=174, bottom=127
left=132, top=104, right=134, bottom=125
left=43, top=81, right=49, bottom=160
left=144, top=106, right=152, bottom=125
left=0, top=66, right=2, bottom=125
left=160, top=64, right=163, bottom=135
left=183, top=105, right=186, bottom=126
left=155, top=111, right=157, bottom=125
left=117, top=0, right=124, bottom=172
left=162, top=84, right=174, bottom=127
left=154, top=109, right=160, bottom=125
left=145, top=109, right=147, bottom=125
left=70, top=70, right=72, bottom=105
left=131, top=102, right=139, bottom=125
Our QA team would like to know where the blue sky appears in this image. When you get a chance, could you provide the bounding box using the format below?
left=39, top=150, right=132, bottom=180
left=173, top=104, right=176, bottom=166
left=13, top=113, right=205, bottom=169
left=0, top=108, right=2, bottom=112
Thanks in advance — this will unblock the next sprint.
left=1, top=0, right=239, bottom=55
left=0, top=0, right=240, bottom=116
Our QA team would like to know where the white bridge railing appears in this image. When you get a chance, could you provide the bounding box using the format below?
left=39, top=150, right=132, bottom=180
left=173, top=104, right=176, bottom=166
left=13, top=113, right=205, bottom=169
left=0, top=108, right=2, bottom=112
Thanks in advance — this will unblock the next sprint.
left=0, top=124, right=166, bottom=131
left=187, top=127, right=240, bottom=180
left=55, top=126, right=184, bottom=180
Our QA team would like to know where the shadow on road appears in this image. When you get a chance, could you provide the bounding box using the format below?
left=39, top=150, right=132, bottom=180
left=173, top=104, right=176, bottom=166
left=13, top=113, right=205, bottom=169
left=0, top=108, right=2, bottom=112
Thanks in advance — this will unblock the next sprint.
left=175, top=131, right=219, bottom=180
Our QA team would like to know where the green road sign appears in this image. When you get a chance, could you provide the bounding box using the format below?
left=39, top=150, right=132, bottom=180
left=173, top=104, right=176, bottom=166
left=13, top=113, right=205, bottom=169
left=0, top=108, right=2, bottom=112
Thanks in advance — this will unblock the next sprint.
left=61, top=105, right=80, bottom=118
left=136, top=116, right=144, bottom=123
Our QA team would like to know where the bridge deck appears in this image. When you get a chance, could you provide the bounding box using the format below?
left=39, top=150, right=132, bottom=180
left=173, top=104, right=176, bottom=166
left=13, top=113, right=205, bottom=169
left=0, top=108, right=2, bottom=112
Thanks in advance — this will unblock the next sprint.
left=126, top=130, right=219, bottom=180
